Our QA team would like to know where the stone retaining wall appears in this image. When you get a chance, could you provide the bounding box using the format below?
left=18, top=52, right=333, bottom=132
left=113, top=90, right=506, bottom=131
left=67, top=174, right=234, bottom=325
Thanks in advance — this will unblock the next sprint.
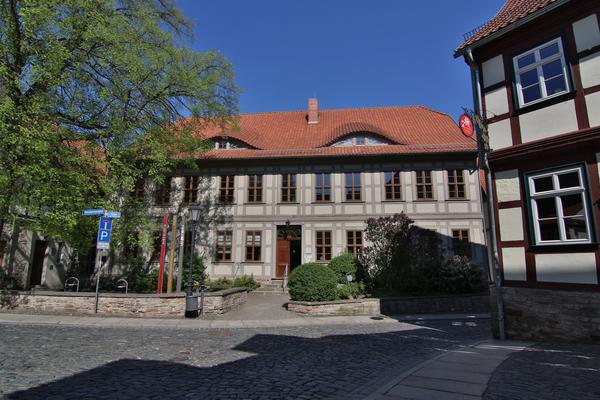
left=490, top=286, right=600, bottom=342
left=0, top=288, right=247, bottom=318
left=379, top=293, right=490, bottom=315
left=287, top=298, right=380, bottom=316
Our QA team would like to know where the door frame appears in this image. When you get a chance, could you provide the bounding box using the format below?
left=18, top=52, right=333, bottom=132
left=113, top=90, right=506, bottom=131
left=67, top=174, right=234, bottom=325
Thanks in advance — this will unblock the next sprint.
left=274, top=223, right=302, bottom=278
left=30, top=239, right=47, bottom=287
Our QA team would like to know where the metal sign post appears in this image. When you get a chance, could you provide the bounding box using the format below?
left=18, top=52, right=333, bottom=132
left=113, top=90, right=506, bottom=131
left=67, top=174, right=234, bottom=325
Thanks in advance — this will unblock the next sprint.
left=81, top=208, right=120, bottom=314
left=157, top=215, right=168, bottom=294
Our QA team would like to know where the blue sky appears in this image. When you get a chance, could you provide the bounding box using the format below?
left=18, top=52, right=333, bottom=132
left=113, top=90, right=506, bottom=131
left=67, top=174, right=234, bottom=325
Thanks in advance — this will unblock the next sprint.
left=176, top=0, right=505, bottom=119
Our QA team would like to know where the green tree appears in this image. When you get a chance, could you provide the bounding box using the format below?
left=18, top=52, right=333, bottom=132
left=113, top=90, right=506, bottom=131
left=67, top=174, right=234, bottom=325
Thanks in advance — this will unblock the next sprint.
left=0, top=1, right=238, bottom=255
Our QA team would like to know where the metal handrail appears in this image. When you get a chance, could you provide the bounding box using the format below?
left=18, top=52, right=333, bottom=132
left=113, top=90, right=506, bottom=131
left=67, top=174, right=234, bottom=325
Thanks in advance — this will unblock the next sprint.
left=116, top=278, right=128, bottom=294
left=283, top=264, right=289, bottom=290
left=64, top=277, right=79, bottom=292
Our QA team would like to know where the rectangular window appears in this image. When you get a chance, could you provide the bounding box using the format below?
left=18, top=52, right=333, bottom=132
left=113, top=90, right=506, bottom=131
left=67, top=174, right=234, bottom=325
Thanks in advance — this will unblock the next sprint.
left=281, top=174, right=297, bottom=202
left=345, top=172, right=362, bottom=201
left=447, top=170, right=466, bottom=199
left=528, top=166, right=591, bottom=245
left=315, top=173, right=332, bottom=202
left=247, top=175, right=263, bottom=203
left=132, top=179, right=145, bottom=200
left=513, top=38, right=569, bottom=107
left=245, top=231, right=262, bottom=261
left=316, top=231, right=332, bottom=262
left=219, top=175, right=235, bottom=203
left=346, top=231, right=363, bottom=256
left=416, top=170, right=433, bottom=200
left=384, top=172, right=402, bottom=200
left=183, top=230, right=193, bottom=258
left=151, top=231, right=162, bottom=262
left=154, top=178, right=171, bottom=205
left=183, top=176, right=199, bottom=204
left=452, top=229, right=471, bottom=257
left=123, top=232, right=139, bottom=259
left=0, top=239, right=7, bottom=268
left=215, top=230, right=232, bottom=261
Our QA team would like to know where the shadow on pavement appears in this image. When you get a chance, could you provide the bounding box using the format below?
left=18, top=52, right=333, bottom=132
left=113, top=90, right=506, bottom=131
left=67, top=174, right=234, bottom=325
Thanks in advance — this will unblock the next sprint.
left=6, top=321, right=488, bottom=400
left=484, top=342, right=600, bottom=400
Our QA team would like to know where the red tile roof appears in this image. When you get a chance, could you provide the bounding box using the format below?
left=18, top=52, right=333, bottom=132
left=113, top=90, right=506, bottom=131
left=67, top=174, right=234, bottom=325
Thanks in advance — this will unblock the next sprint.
left=190, top=106, right=476, bottom=160
left=456, top=0, right=558, bottom=54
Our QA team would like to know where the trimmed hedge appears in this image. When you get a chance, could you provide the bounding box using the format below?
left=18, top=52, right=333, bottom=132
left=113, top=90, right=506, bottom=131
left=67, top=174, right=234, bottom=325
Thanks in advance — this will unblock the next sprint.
left=327, top=253, right=358, bottom=283
left=288, top=263, right=338, bottom=302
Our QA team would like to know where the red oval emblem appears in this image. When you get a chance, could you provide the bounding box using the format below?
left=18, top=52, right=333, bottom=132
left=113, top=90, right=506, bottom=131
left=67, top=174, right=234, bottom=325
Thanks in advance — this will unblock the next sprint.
left=459, top=114, right=474, bottom=137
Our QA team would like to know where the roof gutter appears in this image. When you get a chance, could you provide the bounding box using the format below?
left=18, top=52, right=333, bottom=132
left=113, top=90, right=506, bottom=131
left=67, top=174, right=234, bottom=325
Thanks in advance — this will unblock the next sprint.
left=454, top=0, right=571, bottom=58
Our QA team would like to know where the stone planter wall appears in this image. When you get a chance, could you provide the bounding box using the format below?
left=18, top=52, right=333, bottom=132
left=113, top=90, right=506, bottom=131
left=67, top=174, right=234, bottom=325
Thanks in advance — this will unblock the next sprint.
left=490, top=286, right=600, bottom=342
left=287, top=298, right=380, bottom=316
left=0, top=288, right=247, bottom=318
left=379, top=293, right=490, bottom=315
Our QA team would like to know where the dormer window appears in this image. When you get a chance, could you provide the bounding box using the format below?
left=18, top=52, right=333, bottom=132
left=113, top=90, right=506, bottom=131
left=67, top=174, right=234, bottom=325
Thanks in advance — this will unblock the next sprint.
left=331, top=133, right=389, bottom=147
left=513, top=38, right=570, bottom=108
left=214, top=137, right=246, bottom=150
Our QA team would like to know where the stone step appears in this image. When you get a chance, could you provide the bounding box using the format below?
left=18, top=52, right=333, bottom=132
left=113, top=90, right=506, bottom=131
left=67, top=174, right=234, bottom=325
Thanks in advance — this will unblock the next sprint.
left=255, top=287, right=287, bottom=293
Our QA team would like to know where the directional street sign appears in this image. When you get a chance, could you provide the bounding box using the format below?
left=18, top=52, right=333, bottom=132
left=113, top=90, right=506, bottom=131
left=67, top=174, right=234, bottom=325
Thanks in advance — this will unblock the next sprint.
left=106, top=211, right=121, bottom=219
left=96, top=217, right=113, bottom=250
left=82, top=209, right=105, bottom=216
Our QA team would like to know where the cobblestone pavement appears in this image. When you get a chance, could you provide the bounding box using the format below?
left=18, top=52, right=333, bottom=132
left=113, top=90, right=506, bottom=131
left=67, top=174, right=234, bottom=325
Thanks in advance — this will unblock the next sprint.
left=484, top=342, right=600, bottom=400
left=1, top=319, right=489, bottom=400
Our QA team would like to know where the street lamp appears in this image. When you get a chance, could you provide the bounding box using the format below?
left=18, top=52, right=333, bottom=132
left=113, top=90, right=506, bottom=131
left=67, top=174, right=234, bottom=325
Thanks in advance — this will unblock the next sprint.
left=185, top=207, right=202, bottom=318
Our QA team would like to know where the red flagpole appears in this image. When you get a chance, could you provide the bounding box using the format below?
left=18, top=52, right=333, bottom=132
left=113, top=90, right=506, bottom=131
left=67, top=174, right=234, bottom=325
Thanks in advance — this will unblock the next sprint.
left=157, top=214, right=168, bottom=294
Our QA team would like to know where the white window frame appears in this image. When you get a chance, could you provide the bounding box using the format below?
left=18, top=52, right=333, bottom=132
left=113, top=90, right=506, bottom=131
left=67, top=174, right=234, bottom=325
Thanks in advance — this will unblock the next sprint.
left=513, top=38, right=570, bottom=108
left=527, top=166, right=592, bottom=246
left=332, top=134, right=389, bottom=147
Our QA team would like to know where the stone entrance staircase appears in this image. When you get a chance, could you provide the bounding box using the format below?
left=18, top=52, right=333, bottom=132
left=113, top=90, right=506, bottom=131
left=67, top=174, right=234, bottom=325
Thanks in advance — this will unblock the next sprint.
left=254, top=280, right=288, bottom=294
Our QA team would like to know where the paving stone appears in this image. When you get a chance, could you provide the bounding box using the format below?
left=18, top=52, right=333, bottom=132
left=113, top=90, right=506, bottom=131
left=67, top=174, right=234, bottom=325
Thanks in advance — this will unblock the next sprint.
left=413, top=366, right=490, bottom=384
left=0, top=319, right=489, bottom=399
left=387, top=385, right=480, bottom=400
left=430, top=360, right=499, bottom=375
left=401, top=375, right=487, bottom=396
left=439, top=352, right=507, bottom=367
left=483, top=343, right=600, bottom=400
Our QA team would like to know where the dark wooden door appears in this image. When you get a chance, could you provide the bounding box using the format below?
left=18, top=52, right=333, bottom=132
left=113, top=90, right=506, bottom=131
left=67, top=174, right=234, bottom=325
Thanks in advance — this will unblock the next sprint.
left=276, top=239, right=290, bottom=278
left=30, top=240, right=47, bottom=286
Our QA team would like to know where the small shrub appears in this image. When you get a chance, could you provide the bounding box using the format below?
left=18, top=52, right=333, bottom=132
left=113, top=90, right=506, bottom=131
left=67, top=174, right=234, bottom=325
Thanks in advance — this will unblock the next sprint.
left=97, top=274, right=114, bottom=291
left=181, top=255, right=207, bottom=289
left=434, top=256, right=485, bottom=294
left=288, top=263, right=338, bottom=302
left=328, top=253, right=358, bottom=283
left=336, top=282, right=365, bottom=299
left=232, top=274, right=259, bottom=291
left=206, top=277, right=232, bottom=291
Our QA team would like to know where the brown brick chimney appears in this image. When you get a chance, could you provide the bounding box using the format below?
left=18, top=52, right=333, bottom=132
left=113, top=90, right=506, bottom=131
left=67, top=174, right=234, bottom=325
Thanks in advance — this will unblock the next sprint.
left=307, top=98, right=318, bottom=125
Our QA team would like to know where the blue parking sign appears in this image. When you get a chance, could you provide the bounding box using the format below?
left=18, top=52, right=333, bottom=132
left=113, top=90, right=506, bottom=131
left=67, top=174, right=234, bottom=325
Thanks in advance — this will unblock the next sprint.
left=97, top=217, right=112, bottom=249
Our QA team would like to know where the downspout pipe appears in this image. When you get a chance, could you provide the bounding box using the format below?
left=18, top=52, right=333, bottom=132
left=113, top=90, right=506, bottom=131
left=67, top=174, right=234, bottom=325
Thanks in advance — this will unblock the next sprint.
left=466, top=47, right=506, bottom=340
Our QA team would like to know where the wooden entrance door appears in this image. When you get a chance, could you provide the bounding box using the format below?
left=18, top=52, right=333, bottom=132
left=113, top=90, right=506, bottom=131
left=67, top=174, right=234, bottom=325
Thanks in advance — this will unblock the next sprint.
left=30, top=240, right=47, bottom=286
left=276, top=239, right=290, bottom=278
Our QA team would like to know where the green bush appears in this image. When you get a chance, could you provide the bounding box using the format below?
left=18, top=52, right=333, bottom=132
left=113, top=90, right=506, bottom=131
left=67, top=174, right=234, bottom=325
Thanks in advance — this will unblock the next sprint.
left=232, top=274, right=259, bottom=291
left=206, top=275, right=260, bottom=292
left=288, top=263, right=338, bottom=302
left=206, top=277, right=232, bottom=291
left=181, top=255, right=207, bottom=290
left=434, top=256, right=485, bottom=294
left=337, top=282, right=365, bottom=299
left=328, top=253, right=358, bottom=283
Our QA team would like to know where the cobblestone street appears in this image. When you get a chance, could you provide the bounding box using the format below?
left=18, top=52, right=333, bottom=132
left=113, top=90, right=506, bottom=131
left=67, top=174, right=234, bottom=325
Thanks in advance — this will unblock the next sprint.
left=1, top=319, right=488, bottom=399
left=484, top=342, right=600, bottom=400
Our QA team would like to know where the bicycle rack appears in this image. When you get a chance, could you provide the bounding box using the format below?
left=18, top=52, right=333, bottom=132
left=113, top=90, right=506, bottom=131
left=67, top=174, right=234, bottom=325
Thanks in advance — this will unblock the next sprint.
left=116, top=278, right=128, bottom=294
left=64, top=277, right=80, bottom=292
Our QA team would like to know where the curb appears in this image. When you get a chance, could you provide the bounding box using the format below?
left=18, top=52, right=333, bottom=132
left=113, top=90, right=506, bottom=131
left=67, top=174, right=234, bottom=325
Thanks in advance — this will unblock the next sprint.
left=0, top=313, right=402, bottom=330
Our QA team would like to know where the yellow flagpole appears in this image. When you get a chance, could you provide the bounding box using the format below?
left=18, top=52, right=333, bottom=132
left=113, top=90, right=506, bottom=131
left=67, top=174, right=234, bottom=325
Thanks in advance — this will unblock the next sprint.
left=167, top=214, right=178, bottom=294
